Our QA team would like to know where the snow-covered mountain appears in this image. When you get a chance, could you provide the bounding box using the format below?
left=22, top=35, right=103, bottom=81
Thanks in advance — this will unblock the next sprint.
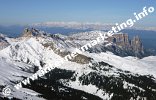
left=32, top=22, right=113, bottom=30
left=0, top=28, right=156, bottom=100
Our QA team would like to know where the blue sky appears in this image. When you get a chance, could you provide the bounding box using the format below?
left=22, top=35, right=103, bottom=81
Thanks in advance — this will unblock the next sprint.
left=0, top=0, right=155, bottom=27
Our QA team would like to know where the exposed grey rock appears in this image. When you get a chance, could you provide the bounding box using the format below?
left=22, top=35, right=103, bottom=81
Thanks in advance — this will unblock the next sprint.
left=0, top=34, right=9, bottom=50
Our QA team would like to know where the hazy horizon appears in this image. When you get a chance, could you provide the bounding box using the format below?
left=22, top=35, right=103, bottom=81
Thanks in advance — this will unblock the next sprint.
left=0, top=0, right=155, bottom=27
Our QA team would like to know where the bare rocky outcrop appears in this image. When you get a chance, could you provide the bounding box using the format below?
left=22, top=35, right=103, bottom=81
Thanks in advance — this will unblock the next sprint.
left=131, top=35, right=144, bottom=54
left=21, top=28, right=47, bottom=38
left=112, top=34, right=144, bottom=53
left=107, top=34, right=144, bottom=57
left=0, top=34, right=9, bottom=50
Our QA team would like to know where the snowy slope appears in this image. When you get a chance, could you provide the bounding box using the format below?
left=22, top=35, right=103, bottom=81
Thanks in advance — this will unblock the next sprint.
left=0, top=48, right=45, bottom=99
left=0, top=37, right=65, bottom=99
left=84, top=52, right=156, bottom=78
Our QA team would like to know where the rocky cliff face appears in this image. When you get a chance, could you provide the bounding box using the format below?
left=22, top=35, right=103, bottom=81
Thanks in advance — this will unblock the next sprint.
left=131, top=35, right=144, bottom=54
left=107, top=34, right=144, bottom=58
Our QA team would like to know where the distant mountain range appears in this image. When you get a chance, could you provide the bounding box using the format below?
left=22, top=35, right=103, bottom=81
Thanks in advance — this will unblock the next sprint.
left=32, top=22, right=113, bottom=30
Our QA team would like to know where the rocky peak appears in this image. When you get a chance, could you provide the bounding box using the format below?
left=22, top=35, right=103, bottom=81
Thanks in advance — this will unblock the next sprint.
left=0, top=34, right=7, bottom=41
left=21, top=28, right=46, bottom=37
left=21, top=28, right=34, bottom=37
left=109, top=34, right=130, bottom=48
left=131, top=35, right=144, bottom=53
left=108, top=34, right=144, bottom=57
left=0, top=33, right=9, bottom=50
